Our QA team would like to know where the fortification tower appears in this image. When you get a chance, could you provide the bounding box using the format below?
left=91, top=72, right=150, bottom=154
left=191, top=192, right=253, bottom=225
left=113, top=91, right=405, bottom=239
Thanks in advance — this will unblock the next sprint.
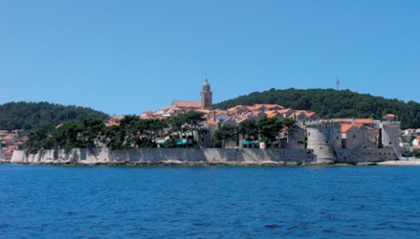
left=306, top=120, right=342, bottom=163
left=380, top=114, right=401, bottom=156
left=200, top=77, right=213, bottom=110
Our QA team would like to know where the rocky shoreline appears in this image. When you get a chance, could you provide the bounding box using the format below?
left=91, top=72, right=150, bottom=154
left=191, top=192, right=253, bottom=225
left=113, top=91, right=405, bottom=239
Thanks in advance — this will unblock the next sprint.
left=6, top=158, right=420, bottom=166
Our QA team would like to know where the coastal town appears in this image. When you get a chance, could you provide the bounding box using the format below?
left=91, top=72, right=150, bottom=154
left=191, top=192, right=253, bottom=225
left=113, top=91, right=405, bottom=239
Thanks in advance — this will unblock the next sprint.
left=138, top=78, right=417, bottom=158
left=2, top=78, right=420, bottom=163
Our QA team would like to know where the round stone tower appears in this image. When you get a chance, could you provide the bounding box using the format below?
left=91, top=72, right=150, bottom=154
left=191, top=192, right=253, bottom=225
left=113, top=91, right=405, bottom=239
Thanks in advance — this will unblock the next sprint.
left=380, top=115, right=401, bottom=156
left=306, top=120, right=342, bottom=163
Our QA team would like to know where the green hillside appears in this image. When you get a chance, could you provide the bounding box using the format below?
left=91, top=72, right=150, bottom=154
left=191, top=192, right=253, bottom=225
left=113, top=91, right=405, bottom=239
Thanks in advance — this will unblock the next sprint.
left=0, top=101, right=109, bottom=131
left=213, top=88, right=420, bottom=129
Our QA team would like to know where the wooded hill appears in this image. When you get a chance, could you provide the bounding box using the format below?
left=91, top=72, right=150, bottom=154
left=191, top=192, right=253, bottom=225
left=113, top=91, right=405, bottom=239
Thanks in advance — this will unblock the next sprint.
left=0, top=102, right=109, bottom=131
left=213, top=88, right=420, bottom=129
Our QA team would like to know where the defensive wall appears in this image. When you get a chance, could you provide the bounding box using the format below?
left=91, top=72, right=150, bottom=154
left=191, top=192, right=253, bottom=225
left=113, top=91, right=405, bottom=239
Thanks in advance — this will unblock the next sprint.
left=335, top=148, right=397, bottom=164
left=11, top=148, right=316, bottom=165
left=11, top=147, right=398, bottom=165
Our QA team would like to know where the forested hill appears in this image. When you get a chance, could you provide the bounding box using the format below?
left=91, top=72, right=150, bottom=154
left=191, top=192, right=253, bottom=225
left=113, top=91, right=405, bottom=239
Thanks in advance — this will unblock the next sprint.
left=0, top=102, right=109, bottom=131
left=213, top=88, right=420, bottom=129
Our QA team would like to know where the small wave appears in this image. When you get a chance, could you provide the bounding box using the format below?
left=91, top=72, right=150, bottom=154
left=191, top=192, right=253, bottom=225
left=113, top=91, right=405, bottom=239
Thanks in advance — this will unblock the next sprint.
left=264, top=224, right=282, bottom=229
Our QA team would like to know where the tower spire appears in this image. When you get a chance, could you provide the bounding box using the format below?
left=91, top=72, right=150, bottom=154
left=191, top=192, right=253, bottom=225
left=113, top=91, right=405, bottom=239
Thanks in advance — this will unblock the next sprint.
left=336, top=75, right=340, bottom=91
left=200, top=75, right=213, bottom=110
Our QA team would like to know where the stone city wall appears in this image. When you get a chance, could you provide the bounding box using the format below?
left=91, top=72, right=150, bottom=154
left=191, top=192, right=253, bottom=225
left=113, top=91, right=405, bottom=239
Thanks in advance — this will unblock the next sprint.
left=335, top=148, right=397, bottom=164
left=11, top=148, right=315, bottom=165
left=11, top=147, right=398, bottom=165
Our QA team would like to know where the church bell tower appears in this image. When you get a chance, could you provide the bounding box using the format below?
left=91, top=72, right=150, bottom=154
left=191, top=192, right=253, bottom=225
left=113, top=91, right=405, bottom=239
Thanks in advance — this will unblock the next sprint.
left=200, top=77, right=213, bottom=110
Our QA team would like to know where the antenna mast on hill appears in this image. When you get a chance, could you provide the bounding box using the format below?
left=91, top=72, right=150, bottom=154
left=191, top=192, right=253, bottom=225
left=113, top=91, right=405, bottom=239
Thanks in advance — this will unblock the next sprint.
left=336, top=75, right=340, bottom=91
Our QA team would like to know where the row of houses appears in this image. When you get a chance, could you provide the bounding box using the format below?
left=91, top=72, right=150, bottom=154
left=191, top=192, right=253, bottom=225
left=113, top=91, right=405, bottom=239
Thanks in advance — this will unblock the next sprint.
left=401, top=136, right=420, bottom=152
left=400, top=128, right=420, bottom=152
left=141, top=102, right=321, bottom=127
left=0, top=130, right=27, bottom=160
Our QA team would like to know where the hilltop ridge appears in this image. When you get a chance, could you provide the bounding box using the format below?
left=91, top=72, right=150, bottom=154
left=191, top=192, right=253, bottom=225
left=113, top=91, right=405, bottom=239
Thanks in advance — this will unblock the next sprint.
left=213, top=88, right=420, bottom=129
left=1, top=88, right=420, bottom=131
left=0, top=101, right=109, bottom=131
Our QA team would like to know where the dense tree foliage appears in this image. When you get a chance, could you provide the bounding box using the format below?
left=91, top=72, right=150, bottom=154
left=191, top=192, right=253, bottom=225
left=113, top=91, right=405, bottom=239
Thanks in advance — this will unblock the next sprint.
left=214, top=124, right=238, bottom=148
left=257, top=116, right=284, bottom=144
left=26, top=112, right=208, bottom=152
left=103, top=115, right=168, bottom=150
left=238, top=119, right=258, bottom=141
left=26, top=119, right=106, bottom=153
left=166, top=111, right=207, bottom=148
left=214, top=117, right=296, bottom=148
left=213, top=88, right=420, bottom=129
left=0, top=101, right=109, bottom=130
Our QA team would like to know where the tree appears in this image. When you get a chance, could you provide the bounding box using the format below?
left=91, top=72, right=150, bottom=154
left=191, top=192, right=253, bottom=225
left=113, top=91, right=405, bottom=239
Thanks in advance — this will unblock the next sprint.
left=26, top=128, right=53, bottom=153
left=257, top=116, right=283, bottom=147
left=81, top=118, right=105, bottom=148
left=238, top=119, right=258, bottom=141
left=167, top=114, right=187, bottom=144
left=102, top=125, right=124, bottom=150
left=48, top=122, right=82, bottom=152
left=165, top=112, right=207, bottom=147
left=184, top=111, right=207, bottom=147
left=214, top=124, right=238, bottom=148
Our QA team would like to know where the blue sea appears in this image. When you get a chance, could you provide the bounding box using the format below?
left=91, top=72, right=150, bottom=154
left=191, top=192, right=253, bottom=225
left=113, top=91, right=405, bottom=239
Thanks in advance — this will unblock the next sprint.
left=0, top=165, right=419, bottom=239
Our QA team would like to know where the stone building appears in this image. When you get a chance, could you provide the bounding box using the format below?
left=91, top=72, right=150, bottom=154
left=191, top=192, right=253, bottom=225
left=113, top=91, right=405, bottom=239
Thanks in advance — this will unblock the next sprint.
left=200, top=78, right=213, bottom=110
left=341, top=123, right=378, bottom=149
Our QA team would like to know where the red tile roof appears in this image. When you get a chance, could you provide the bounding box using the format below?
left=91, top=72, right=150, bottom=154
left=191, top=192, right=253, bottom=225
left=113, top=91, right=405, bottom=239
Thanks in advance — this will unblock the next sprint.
left=265, top=110, right=280, bottom=118
left=8, top=145, right=18, bottom=150
left=341, top=124, right=354, bottom=133
left=332, top=118, right=374, bottom=124
left=173, top=101, right=201, bottom=108
left=3, top=135, right=14, bottom=140
left=384, top=113, right=397, bottom=118
left=195, top=109, right=211, bottom=114
left=106, top=121, right=120, bottom=127
left=254, top=104, right=284, bottom=109
left=206, top=120, right=217, bottom=126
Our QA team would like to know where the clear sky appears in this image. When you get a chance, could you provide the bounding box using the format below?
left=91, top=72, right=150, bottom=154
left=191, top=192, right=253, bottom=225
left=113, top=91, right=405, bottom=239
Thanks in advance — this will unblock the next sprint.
left=1, top=0, right=419, bottom=115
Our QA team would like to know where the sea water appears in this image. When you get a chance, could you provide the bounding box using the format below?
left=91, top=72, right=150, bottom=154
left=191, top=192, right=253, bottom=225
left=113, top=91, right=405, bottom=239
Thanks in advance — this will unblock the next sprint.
left=0, top=165, right=419, bottom=239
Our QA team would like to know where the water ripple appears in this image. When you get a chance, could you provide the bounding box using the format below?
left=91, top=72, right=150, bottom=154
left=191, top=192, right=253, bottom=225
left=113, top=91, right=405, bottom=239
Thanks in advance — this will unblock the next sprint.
left=1, top=165, right=419, bottom=238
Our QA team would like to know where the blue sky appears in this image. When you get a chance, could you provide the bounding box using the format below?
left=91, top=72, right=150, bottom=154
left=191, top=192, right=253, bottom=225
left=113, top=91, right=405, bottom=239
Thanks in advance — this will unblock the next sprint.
left=1, top=1, right=419, bottom=115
